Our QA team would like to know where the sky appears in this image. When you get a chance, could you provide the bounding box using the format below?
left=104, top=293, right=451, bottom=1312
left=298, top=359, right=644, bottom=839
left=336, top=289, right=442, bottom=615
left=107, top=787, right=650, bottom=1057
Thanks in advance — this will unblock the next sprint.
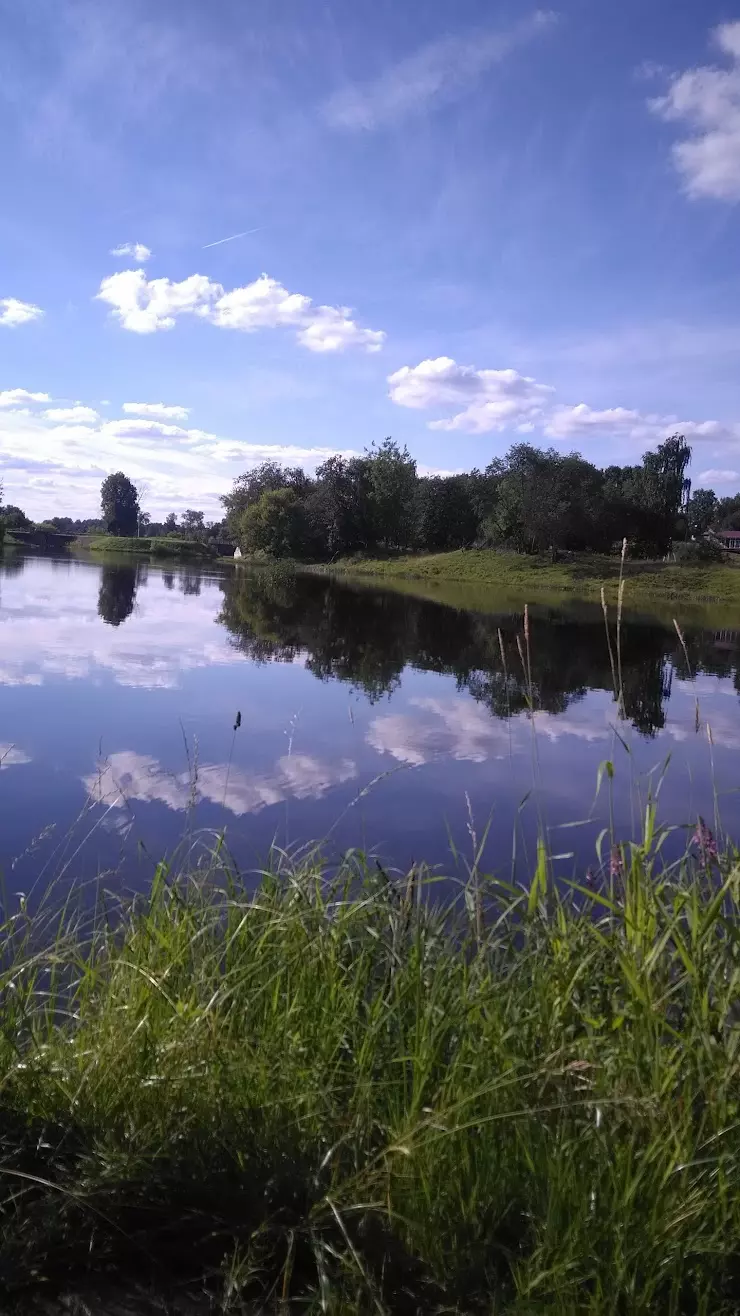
left=1, top=0, right=740, bottom=520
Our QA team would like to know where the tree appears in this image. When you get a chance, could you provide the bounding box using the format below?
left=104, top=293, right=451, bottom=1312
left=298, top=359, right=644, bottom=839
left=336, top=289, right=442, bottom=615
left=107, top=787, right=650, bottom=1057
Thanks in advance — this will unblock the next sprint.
left=238, top=488, right=311, bottom=558
left=686, top=488, right=717, bottom=538
left=310, top=455, right=374, bottom=557
left=366, top=438, right=417, bottom=550
left=181, top=509, right=206, bottom=539
left=717, top=494, right=740, bottom=531
left=0, top=505, right=31, bottom=530
left=414, top=476, right=479, bottom=550
left=100, top=473, right=140, bottom=536
left=222, top=463, right=310, bottom=536
left=163, top=513, right=179, bottom=535
left=636, top=434, right=692, bottom=554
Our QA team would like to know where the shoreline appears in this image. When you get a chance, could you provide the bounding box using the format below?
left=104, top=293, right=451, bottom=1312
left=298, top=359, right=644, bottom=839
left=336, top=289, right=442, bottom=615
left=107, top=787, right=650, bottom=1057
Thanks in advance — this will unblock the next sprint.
left=319, top=547, right=740, bottom=605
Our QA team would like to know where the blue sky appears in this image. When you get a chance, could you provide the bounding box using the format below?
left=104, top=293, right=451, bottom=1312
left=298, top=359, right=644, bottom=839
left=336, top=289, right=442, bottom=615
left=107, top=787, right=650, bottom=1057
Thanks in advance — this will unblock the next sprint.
left=1, top=0, right=740, bottom=519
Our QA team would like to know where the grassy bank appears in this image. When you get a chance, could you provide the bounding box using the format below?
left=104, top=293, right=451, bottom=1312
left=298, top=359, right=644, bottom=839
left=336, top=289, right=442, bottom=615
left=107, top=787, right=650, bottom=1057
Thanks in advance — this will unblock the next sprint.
left=78, top=534, right=218, bottom=560
left=327, top=547, right=740, bottom=604
left=3, top=836, right=740, bottom=1312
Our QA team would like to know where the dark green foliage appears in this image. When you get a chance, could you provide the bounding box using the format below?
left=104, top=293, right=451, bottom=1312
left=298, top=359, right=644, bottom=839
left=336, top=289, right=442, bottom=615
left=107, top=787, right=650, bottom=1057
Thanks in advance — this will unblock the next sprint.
left=686, top=488, right=718, bottom=538
left=413, top=474, right=479, bottom=549
left=365, top=437, right=417, bottom=549
left=239, top=487, right=313, bottom=558
left=674, top=537, right=725, bottom=564
left=100, top=472, right=140, bottom=537
left=225, top=434, right=706, bottom=565
left=1, top=505, right=31, bottom=530
left=221, top=461, right=311, bottom=537
left=717, top=492, right=740, bottom=530
left=180, top=508, right=206, bottom=538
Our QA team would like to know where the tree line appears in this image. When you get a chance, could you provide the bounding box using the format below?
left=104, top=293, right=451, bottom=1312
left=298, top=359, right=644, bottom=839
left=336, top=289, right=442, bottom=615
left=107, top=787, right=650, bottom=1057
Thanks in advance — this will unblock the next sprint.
left=220, top=435, right=732, bottom=562
left=2, top=438, right=740, bottom=558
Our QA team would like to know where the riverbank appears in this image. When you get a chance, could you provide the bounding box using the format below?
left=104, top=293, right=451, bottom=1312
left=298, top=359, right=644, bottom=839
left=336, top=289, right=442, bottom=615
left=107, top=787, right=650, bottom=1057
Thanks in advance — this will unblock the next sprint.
left=3, top=840, right=740, bottom=1312
left=76, top=534, right=219, bottom=560
left=326, top=547, right=740, bottom=604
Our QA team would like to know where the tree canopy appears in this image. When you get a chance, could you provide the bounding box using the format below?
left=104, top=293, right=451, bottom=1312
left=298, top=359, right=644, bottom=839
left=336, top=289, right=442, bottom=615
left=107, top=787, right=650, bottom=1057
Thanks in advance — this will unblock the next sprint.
left=100, top=473, right=140, bottom=537
left=221, top=434, right=699, bottom=563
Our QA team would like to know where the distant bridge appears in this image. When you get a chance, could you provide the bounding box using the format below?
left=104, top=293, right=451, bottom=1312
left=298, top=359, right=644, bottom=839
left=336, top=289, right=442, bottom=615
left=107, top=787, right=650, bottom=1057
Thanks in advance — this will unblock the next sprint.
left=9, top=528, right=77, bottom=549
left=9, top=529, right=238, bottom=557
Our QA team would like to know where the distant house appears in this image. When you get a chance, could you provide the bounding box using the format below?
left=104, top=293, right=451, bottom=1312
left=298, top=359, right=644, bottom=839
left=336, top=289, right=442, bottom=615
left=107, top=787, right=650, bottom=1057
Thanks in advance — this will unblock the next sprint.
left=713, top=529, right=740, bottom=552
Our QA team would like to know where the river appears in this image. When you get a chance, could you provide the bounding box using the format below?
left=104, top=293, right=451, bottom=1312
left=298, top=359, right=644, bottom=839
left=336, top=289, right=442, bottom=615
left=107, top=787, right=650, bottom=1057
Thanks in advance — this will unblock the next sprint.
left=1, top=550, right=738, bottom=894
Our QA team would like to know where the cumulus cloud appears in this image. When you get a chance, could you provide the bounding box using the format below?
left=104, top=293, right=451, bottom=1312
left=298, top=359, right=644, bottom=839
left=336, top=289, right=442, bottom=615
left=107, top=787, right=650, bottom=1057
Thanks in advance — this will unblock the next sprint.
left=123, top=402, right=190, bottom=421
left=0, top=390, right=363, bottom=519
left=696, top=468, right=740, bottom=484
left=96, top=269, right=385, bottom=352
left=0, top=389, right=50, bottom=407
left=388, top=357, right=554, bottom=434
left=649, top=21, right=740, bottom=200
left=324, top=10, right=555, bottom=130
left=0, top=298, right=44, bottom=327
left=110, top=242, right=152, bottom=262
left=43, top=405, right=100, bottom=424
left=389, top=356, right=740, bottom=446
left=545, top=403, right=740, bottom=445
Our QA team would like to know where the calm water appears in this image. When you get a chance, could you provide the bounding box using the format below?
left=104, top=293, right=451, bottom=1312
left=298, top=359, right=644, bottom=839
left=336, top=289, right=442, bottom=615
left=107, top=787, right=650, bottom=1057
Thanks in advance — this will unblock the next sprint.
left=1, top=550, right=740, bottom=892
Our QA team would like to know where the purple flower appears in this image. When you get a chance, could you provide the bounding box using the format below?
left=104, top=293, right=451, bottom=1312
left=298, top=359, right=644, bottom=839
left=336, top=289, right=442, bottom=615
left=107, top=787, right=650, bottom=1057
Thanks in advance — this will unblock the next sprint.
left=609, top=846, right=624, bottom=880
left=692, top=817, right=718, bottom=867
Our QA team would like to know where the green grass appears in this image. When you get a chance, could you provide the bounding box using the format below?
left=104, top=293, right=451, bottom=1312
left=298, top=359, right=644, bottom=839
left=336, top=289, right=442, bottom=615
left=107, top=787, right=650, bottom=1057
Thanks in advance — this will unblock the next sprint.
left=3, top=831, right=740, bottom=1312
left=327, top=548, right=740, bottom=605
left=79, top=534, right=218, bottom=559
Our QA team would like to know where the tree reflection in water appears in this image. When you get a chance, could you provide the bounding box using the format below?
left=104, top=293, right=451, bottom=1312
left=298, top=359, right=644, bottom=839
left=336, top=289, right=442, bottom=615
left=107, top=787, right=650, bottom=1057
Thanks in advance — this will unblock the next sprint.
left=218, top=569, right=740, bottom=736
left=97, top=565, right=139, bottom=627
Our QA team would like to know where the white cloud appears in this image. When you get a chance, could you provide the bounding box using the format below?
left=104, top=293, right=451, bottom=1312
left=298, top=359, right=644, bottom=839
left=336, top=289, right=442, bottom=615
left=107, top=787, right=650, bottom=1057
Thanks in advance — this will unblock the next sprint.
left=0, top=389, right=50, bottom=407
left=0, top=391, right=362, bottom=519
left=43, top=405, right=100, bottom=424
left=96, top=269, right=385, bottom=352
left=97, top=270, right=216, bottom=334
left=123, top=402, right=190, bottom=421
left=696, top=468, right=740, bottom=484
left=388, top=357, right=555, bottom=433
left=649, top=21, right=740, bottom=200
left=110, top=242, right=152, bottom=263
left=0, top=298, right=44, bottom=327
left=324, top=10, right=555, bottom=130
left=0, top=744, right=31, bottom=770
left=545, top=403, right=740, bottom=445
left=389, top=356, right=740, bottom=446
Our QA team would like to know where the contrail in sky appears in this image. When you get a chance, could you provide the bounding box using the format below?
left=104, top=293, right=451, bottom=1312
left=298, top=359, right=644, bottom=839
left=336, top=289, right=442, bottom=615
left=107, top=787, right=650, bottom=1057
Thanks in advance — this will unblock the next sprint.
left=202, top=228, right=262, bottom=249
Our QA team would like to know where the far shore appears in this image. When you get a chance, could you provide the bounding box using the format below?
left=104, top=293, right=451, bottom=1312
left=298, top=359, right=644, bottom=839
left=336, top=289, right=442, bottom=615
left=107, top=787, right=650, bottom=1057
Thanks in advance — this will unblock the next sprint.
left=318, top=546, right=740, bottom=605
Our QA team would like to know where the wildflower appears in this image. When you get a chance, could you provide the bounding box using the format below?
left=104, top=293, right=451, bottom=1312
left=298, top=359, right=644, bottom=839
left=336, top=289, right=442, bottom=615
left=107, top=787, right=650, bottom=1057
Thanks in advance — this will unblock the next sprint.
left=609, top=846, right=624, bottom=880
left=692, top=817, right=718, bottom=867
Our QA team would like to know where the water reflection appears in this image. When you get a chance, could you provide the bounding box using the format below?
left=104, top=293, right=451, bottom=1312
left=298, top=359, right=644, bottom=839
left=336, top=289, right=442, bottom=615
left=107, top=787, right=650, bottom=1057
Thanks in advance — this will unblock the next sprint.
left=2, top=552, right=740, bottom=883
left=217, top=569, right=740, bottom=738
left=97, top=565, right=139, bottom=627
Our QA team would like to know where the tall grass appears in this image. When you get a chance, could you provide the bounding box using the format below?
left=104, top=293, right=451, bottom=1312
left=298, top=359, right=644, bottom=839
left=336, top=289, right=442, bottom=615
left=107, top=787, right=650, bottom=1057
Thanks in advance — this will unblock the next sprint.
left=2, top=827, right=740, bottom=1312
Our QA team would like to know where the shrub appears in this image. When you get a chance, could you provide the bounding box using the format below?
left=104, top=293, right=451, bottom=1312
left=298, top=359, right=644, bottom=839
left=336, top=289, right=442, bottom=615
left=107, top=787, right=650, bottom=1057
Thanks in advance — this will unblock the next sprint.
left=674, top=537, right=725, bottom=564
